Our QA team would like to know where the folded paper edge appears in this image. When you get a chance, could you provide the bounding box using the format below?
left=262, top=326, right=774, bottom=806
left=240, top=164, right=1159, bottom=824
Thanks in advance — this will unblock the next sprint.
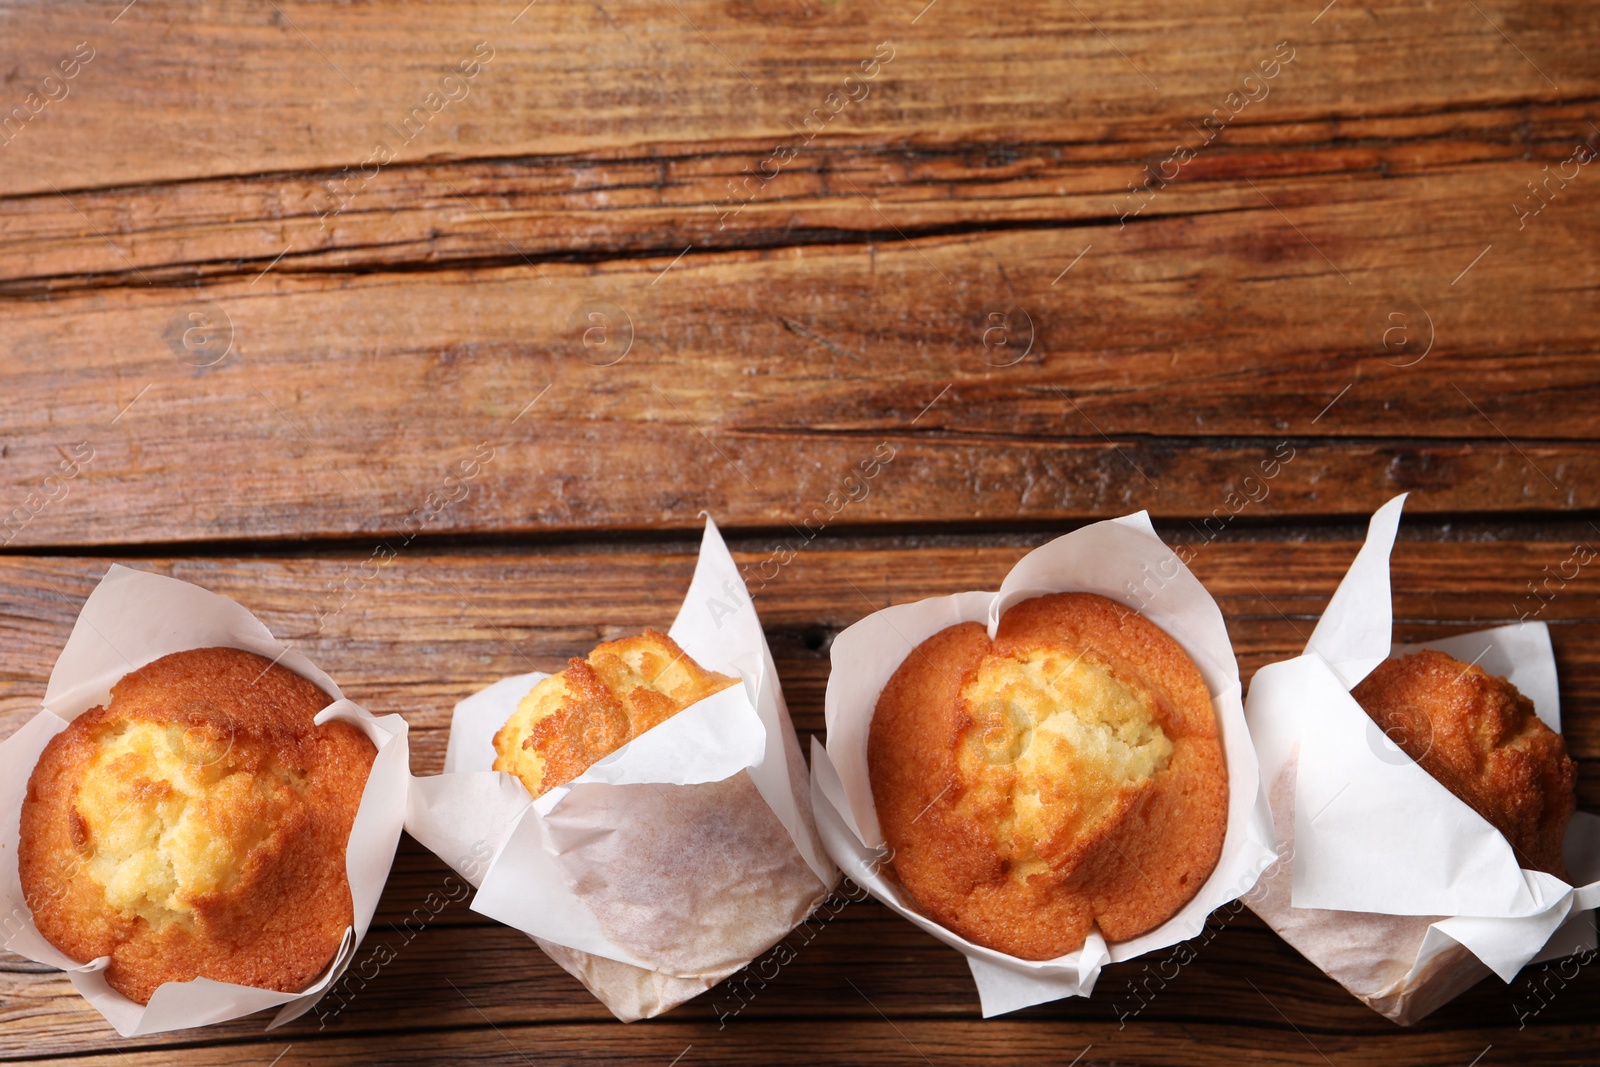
left=3, top=567, right=405, bottom=1036
left=811, top=513, right=1273, bottom=1012
left=413, top=513, right=834, bottom=996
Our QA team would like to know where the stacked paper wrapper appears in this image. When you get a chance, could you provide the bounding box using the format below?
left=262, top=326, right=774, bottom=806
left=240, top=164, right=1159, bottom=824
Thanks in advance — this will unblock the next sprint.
left=1245, top=495, right=1600, bottom=1024
left=0, top=566, right=410, bottom=1036
left=810, top=512, right=1279, bottom=1016
left=406, top=517, right=837, bottom=1021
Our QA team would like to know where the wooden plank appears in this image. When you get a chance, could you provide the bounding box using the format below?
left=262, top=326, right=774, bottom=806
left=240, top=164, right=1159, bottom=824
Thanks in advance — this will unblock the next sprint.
left=5, top=7, right=1598, bottom=548
left=3, top=1015, right=1598, bottom=1067
left=2, top=193, right=1598, bottom=547
left=5, top=103, right=1597, bottom=289
left=2, top=0, right=1596, bottom=199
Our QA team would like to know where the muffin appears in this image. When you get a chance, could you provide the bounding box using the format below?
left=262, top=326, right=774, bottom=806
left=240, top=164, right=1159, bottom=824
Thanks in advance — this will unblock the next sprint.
left=18, top=647, right=375, bottom=1006
left=867, top=592, right=1228, bottom=960
left=493, top=629, right=738, bottom=797
left=1352, top=649, right=1576, bottom=879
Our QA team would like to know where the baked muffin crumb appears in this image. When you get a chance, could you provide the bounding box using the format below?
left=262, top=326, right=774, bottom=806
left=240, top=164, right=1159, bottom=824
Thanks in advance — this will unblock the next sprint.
left=493, top=629, right=738, bottom=798
left=868, top=592, right=1228, bottom=960
left=19, top=647, right=375, bottom=1005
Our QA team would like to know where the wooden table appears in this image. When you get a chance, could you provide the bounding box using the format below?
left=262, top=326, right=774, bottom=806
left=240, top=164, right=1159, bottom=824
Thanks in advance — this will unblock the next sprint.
left=3, top=0, right=1598, bottom=1063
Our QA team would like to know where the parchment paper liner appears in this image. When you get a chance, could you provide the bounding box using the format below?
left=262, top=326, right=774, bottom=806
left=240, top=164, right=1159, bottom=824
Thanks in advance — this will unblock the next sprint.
left=405, top=517, right=837, bottom=1021
left=810, top=511, right=1278, bottom=1017
left=0, top=565, right=410, bottom=1037
left=1244, top=494, right=1600, bottom=1024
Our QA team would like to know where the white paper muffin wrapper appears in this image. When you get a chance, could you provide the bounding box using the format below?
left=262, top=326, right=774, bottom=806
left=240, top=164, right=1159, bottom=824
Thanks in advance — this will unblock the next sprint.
left=1244, top=494, right=1600, bottom=1021
left=809, top=511, right=1278, bottom=1017
left=404, top=516, right=836, bottom=1020
left=0, top=565, right=410, bottom=1037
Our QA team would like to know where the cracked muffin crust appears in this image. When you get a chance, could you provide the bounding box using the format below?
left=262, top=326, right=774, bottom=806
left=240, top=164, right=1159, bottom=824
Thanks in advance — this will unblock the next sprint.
left=493, top=629, right=739, bottom=798
left=19, top=647, right=375, bottom=1005
left=1352, top=649, right=1576, bottom=879
left=867, top=592, right=1228, bottom=960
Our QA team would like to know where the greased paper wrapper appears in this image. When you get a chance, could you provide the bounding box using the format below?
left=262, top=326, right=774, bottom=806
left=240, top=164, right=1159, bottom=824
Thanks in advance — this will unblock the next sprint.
left=405, top=517, right=836, bottom=1021
left=810, top=512, right=1278, bottom=1017
left=0, top=565, right=410, bottom=1037
left=1245, top=494, right=1600, bottom=1024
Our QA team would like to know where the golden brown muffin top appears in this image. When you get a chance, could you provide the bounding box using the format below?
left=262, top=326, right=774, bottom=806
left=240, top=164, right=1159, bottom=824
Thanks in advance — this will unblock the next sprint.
left=19, top=647, right=376, bottom=1005
left=868, top=592, right=1228, bottom=960
left=492, top=629, right=738, bottom=798
left=1352, top=649, right=1576, bottom=879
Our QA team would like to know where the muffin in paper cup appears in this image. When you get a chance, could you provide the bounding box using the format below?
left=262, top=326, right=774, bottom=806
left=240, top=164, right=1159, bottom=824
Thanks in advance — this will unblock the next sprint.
left=1245, top=494, right=1600, bottom=1024
left=404, top=517, right=837, bottom=1021
left=0, top=565, right=410, bottom=1036
left=809, top=511, right=1278, bottom=1016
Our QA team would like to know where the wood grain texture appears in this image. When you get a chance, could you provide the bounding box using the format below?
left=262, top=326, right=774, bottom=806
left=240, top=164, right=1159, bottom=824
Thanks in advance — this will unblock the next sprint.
left=5, top=103, right=1597, bottom=290
left=2, top=5, right=1597, bottom=546
left=2, top=0, right=1595, bottom=198
left=0, top=215, right=1596, bottom=546
left=6, top=1018, right=1599, bottom=1067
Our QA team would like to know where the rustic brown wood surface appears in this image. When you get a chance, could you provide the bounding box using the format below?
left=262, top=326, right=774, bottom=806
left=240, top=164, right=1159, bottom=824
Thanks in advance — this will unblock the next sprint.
left=2, top=0, right=1597, bottom=1063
